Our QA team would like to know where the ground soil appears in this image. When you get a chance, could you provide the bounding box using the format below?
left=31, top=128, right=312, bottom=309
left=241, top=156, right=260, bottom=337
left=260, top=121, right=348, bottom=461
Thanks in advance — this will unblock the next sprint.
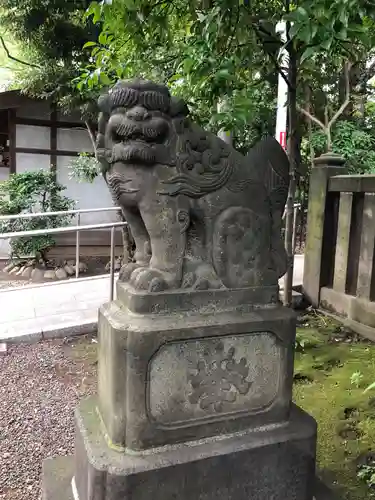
left=0, top=335, right=97, bottom=500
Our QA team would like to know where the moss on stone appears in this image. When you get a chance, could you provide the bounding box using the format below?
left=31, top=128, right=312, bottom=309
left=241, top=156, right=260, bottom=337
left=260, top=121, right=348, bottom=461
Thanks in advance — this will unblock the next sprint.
left=294, top=313, right=375, bottom=499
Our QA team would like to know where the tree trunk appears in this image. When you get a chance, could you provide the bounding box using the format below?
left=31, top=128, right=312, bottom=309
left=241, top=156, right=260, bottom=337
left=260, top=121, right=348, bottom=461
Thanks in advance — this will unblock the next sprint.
left=283, top=45, right=298, bottom=307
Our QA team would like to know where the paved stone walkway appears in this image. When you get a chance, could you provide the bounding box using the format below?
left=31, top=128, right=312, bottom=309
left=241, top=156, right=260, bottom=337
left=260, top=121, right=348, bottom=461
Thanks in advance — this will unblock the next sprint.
left=0, top=255, right=304, bottom=342
left=0, top=274, right=115, bottom=342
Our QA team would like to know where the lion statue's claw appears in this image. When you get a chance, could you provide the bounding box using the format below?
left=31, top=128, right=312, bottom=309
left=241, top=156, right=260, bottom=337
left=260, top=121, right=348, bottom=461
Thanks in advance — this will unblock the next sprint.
left=119, top=262, right=146, bottom=282
left=130, top=268, right=174, bottom=292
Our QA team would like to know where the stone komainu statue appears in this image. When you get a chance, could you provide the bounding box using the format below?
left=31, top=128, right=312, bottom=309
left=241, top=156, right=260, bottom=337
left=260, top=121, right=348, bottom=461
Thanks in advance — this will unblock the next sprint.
left=96, top=79, right=289, bottom=292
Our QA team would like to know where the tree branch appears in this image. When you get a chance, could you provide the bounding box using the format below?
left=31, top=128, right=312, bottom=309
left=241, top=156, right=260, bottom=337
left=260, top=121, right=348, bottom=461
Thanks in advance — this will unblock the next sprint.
left=85, top=121, right=97, bottom=153
left=253, top=28, right=293, bottom=90
left=297, top=106, right=325, bottom=130
left=328, top=61, right=351, bottom=128
left=0, top=35, right=40, bottom=69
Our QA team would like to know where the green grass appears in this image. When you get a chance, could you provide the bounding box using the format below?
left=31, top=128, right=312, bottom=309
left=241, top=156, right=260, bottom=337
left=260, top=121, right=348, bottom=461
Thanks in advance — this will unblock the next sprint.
left=293, top=313, right=375, bottom=499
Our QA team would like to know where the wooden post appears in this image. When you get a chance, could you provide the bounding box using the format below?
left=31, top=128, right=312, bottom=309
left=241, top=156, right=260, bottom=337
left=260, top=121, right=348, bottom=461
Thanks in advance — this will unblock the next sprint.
left=303, top=152, right=346, bottom=307
left=8, top=109, right=16, bottom=174
left=50, top=103, right=58, bottom=176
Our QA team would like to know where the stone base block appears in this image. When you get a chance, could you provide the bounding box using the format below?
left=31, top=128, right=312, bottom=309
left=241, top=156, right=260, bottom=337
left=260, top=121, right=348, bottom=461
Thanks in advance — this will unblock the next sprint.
left=98, top=300, right=296, bottom=450
left=44, top=397, right=319, bottom=500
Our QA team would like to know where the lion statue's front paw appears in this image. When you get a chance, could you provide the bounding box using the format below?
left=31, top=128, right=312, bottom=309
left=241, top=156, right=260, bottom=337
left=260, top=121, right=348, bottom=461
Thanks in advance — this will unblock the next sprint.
left=130, top=268, right=177, bottom=292
left=119, top=262, right=147, bottom=282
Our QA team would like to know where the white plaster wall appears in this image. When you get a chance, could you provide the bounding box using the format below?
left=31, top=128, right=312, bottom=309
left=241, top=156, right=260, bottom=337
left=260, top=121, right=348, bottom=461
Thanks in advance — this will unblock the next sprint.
left=56, top=156, right=116, bottom=225
left=0, top=168, right=10, bottom=257
left=16, top=124, right=50, bottom=149
left=57, top=127, right=93, bottom=153
left=16, top=101, right=51, bottom=120
left=0, top=239, right=11, bottom=259
left=16, top=153, right=51, bottom=174
left=0, top=167, right=9, bottom=182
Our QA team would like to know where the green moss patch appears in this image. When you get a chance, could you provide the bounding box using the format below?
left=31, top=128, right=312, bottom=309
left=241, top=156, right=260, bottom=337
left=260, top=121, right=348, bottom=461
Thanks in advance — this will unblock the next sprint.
left=294, top=313, right=375, bottom=499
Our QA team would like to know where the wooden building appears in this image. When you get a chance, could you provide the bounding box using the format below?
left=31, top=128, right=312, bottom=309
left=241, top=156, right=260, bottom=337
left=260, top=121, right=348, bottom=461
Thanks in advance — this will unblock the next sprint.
left=0, top=90, right=120, bottom=259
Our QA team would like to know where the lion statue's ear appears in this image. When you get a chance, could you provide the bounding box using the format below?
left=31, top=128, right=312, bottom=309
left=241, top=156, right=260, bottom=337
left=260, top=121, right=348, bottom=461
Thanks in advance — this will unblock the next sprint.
left=98, top=94, right=111, bottom=114
left=169, top=97, right=189, bottom=118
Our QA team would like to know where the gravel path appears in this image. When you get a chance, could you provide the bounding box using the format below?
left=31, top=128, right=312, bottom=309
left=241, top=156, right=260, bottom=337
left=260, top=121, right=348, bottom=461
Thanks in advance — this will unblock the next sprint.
left=0, top=337, right=97, bottom=500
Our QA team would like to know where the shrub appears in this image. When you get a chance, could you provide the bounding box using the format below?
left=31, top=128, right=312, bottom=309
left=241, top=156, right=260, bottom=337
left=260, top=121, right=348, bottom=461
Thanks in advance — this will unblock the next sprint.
left=0, top=170, right=74, bottom=262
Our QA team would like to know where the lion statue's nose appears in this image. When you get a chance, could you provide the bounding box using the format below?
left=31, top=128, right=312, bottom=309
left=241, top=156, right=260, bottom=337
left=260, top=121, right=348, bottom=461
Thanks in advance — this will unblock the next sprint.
left=127, top=105, right=150, bottom=121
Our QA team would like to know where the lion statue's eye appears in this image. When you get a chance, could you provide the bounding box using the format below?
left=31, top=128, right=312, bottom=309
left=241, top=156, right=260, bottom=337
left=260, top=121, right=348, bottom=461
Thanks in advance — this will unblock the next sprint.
left=111, top=106, right=128, bottom=115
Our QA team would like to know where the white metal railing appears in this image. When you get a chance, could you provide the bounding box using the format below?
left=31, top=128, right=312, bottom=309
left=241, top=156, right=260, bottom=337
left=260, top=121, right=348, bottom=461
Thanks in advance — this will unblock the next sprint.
left=0, top=207, right=124, bottom=301
left=0, top=202, right=305, bottom=301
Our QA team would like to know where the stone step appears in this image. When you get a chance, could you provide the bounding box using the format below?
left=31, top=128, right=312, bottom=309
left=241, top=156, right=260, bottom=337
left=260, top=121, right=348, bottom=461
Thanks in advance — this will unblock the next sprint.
left=42, top=453, right=340, bottom=500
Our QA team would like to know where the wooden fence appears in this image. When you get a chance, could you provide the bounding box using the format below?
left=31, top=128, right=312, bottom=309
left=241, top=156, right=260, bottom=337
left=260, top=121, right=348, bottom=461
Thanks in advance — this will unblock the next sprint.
left=303, top=152, right=375, bottom=339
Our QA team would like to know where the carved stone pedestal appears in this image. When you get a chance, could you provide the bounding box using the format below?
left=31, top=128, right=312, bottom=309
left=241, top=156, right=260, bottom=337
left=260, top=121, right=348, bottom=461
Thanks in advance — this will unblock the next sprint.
left=42, top=284, right=321, bottom=500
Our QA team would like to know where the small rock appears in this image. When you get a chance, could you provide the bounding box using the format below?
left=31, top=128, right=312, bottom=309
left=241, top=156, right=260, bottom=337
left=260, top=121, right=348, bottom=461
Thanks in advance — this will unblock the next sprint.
left=31, top=268, right=44, bottom=281
left=0, top=343, right=7, bottom=356
left=44, top=270, right=56, bottom=280
left=16, top=265, right=26, bottom=276
left=3, top=262, right=15, bottom=273
left=64, top=264, right=75, bottom=276
left=73, top=262, right=88, bottom=273
left=21, top=266, right=33, bottom=279
left=9, top=266, right=20, bottom=275
left=55, top=268, right=68, bottom=280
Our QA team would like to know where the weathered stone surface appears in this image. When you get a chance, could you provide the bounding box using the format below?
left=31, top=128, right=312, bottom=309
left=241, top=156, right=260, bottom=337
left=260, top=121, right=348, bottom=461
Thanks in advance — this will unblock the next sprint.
left=333, top=192, right=353, bottom=293
left=71, top=397, right=317, bottom=500
left=149, top=332, right=281, bottom=426
left=357, top=193, right=375, bottom=299
left=0, top=343, right=7, bottom=356
left=31, top=268, right=44, bottom=281
left=42, top=456, right=74, bottom=500
left=16, top=265, right=26, bottom=276
left=303, top=154, right=346, bottom=307
left=8, top=266, right=20, bottom=275
left=64, top=265, right=75, bottom=276
left=20, top=266, right=33, bottom=278
left=43, top=460, right=340, bottom=500
left=44, top=270, right=57, bottom=280
left=97, top=300, right=296, bottom=451
left=117, top=281, right=279, bottom=315
left=97, top=79, right=289, bottom=294
left=3, top=262, right=15, bottom=273
left=73, top=262, right=88, bottom=273
left=55, top=268, right=68, bottom=280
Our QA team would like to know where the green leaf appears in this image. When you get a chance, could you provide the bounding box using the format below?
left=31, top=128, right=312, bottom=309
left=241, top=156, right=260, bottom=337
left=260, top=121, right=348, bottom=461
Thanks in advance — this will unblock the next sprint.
left=320, top=37, right=333, bottom=50
left=336, top=27, right=348, bottom=41
left=100, top=72, right=112, bottom=85
left=288, top=23, right=300, bottom=39
left=299, top=25, right=313, bottom=44
left=300, top=46, right=317, bottom=63
left=364, top=381, right=375, bottom=393
left=339, top=8, right=349, bottom=27
left=83, top=41, right=97, bottom=49
left=99, top=32, right=108, bottom=45
left=183, top=58, right=194, bottom=73
left=295, top=6, right=309, bottom=19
